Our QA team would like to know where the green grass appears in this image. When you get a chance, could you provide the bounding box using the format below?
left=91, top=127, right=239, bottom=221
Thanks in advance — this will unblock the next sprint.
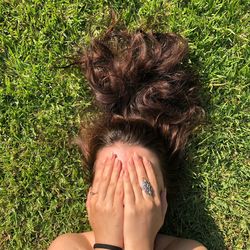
left=0, top=0, right=249, bottom=249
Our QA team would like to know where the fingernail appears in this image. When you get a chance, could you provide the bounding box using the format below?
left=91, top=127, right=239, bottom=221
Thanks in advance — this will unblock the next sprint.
left=110, top=152, right=117, bottom=159
left=141, top=156, right=146, bottom=164
left=133, top=152, right=139, bottom=159
left=146, top=158, right=152, bottom=166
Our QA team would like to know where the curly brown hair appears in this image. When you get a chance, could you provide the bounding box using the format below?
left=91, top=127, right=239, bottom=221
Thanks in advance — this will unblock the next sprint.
left=72, top=27, right=204, bottom=196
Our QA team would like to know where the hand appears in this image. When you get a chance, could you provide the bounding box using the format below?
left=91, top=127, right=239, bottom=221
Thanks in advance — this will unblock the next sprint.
left=86, top=153, right=124, bottom=248
left=123, top=153, right=167, bottom=250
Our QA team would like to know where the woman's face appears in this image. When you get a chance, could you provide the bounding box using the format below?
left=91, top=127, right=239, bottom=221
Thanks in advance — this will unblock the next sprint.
left=94, top=141, right=165, bottom=193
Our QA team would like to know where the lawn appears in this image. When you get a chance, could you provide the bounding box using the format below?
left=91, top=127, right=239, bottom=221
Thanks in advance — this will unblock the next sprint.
left=0, top=0, right=249, bottom=249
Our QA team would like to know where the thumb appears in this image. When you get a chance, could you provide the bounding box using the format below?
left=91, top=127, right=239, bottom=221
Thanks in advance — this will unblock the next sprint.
left=86, top=187, right=93, bottom=228
left=161, top=187, right=168, bottom=219
left=86, top=187, right=92, bottom=214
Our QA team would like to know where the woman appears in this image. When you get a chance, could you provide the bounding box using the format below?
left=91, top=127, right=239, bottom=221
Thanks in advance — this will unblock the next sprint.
left=49, top=27, right=206, bottom=250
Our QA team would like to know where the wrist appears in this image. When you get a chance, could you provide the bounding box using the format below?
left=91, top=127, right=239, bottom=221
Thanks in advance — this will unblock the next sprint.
left=125, top=240, right=154, bottom=250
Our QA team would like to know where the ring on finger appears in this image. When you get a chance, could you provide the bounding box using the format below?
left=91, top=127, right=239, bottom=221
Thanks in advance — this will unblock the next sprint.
left=141, top=178, right=154, bottom=197
left=90, top=190, right=98, bottom=195
left=89, top=187, right=98, bottom=196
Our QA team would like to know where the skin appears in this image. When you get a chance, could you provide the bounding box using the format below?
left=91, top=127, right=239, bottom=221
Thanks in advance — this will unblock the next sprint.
left=87, top=145, right=168, bottom=250
left=94, top=142, right=165, bottom=195
left=48, top=142, right=207, bottom=250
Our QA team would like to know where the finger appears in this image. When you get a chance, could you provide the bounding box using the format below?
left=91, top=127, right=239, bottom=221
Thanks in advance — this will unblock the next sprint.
left=98, top=153, right=117, bottom=201
left=142, top=156, right=160, bottom=201
left=161, top=187, right=168, bottom=220
left=123, top=167, right=135, bottom=206
left=127, top=156, right=143, bottom=202
left=86, top=187, right=91, bottom=210
left=90, top=157, right=108, bottom=204
left=133, top=153, right=152, bottom=200
left=106, top=158, right=122, bottom=202
left=114, top=168, right=124, bottom=206
left=92, top=157, right=106, bottom=191
left=86, top=187, right=92, bottom=221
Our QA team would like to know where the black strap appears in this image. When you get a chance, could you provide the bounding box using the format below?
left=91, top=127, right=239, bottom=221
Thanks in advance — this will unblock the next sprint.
left=93, top=243, right=122, bottom=250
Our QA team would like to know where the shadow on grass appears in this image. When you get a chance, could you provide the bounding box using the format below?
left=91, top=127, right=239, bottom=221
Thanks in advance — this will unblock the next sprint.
left=63, top=8, right=225, bottom=248
left=158, top=67, right=225, bottom=249
left=160, top=161, right=225, bottom=250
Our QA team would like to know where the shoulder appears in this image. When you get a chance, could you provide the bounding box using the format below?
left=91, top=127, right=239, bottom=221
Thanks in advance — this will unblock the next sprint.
left=156, top=233, right=207, bottom=250
left=48, top=233, right=91, bottom=250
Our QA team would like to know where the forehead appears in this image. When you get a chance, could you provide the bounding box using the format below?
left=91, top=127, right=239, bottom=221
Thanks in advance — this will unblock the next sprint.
left=95, top=142, right=164, bottom=186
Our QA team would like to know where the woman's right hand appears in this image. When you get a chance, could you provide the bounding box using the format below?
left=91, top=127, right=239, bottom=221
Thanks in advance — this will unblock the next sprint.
left=123, top=153, right=167, bottom=250
left=86, top=153, right=124, bottom=248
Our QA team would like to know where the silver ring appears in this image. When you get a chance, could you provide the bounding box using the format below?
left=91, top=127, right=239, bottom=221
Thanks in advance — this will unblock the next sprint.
left=89, top=187, right=98, bottom=196
left=141, top=178, right=154, bottom=196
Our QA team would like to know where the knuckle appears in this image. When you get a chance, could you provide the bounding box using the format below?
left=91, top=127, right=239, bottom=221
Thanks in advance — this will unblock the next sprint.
left=130, top=177, right=138, bottom=185
left=115, top=189, right=123, bottom=197
left=95, top=201, right=101, bottom=210
left=146, top=200, right=155, bottom=210
left=108, top=181, right=116, bottom=190
left=105, top=164, right=112, bottom=170
left=89, top=197, right=95, bottom=206
left=155, top=198, right=161, bottom=207
left=135, top=201, right=144, bottom=211
left=143, top=158, right=151, bottom=168
left=112, top=206, right=118, bottom=214
left=117, top=189, right=123, bottom=196
left=112, top=166, right=119, bottom=172
left=127, top=206, right=136, bottom=215
left=102, top=175, right=109, bottom=183
left=104, top=203, right=112, bottom=211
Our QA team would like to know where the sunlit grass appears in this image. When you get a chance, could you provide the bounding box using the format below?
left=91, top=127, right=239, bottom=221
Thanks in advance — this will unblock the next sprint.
left=0, top=1, right=249, bottom=249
